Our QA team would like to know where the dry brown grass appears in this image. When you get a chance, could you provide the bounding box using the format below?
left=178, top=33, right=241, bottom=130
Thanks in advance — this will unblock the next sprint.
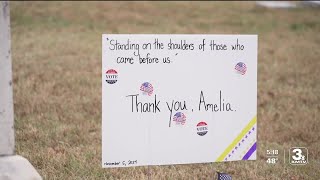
left=10, top=1, right=320, bottom=179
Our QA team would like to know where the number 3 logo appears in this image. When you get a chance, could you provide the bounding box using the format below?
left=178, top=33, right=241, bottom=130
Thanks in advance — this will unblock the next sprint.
left=292, top=148, right=303, bottom=160
left=289, top=147, right=308, bottom=165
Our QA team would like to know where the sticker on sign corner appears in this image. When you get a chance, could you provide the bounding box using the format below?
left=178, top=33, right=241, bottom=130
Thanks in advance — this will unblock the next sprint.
left=235, top=62, right=247, bottom=75
left=106, top=69, right=118, bottom=84
left=197, top=122, right=208, bottom=136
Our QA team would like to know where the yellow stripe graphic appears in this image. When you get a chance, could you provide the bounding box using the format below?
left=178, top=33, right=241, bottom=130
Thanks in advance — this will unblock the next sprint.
left=216, top=115, right=257, bottom=162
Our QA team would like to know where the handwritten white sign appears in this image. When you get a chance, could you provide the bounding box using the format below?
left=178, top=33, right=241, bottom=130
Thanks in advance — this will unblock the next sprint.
left=102, top=34, right=257, bottom=168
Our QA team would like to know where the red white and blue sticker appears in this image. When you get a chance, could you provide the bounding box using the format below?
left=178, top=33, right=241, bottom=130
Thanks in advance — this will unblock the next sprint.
left=106, top=69, right=118, bottom=84
left=140, top=82, right=153, bottom=96
left=235, top=62, right=247, bottom=75
left=173, top=112, right=186, bottom=125
left=196, top=122, right=208, bottom=136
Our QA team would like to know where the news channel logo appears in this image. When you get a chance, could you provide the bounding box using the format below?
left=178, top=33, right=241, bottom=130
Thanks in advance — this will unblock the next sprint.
left=289, top=147, right=308, bottom=165
left=265, top=147, right=309, bottom=165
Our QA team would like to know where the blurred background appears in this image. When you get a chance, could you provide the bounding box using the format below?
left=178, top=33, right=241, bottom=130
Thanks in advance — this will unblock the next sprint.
left=10, top=1, right=319, bottom=179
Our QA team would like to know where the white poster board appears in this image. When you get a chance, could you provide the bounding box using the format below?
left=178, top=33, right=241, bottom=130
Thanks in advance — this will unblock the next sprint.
left=102, top=34, right=257, bottom=168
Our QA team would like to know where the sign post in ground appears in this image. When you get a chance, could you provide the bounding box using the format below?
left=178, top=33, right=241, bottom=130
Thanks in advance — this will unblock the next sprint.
left=0, top=1, right=42, bottom=179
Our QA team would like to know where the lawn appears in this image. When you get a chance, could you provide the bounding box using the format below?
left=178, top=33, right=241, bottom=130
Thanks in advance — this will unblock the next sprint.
left=10, top=1, right=320, bottom=179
